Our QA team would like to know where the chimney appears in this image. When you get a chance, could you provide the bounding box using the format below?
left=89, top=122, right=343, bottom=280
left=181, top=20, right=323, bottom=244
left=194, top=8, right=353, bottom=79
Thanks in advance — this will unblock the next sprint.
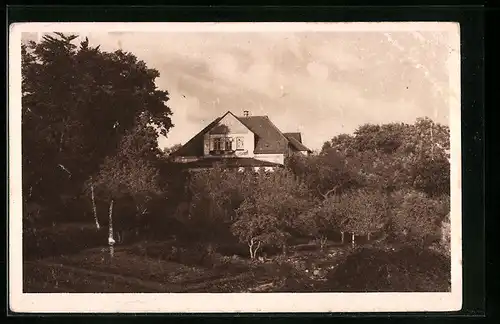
left=243, top=110, right=249, bottom=117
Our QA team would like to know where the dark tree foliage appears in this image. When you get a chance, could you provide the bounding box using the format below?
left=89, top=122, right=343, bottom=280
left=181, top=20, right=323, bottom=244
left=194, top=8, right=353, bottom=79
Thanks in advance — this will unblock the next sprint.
left=285, top=149, right=362, bottom=200
left=320, top=118, right=450, bottom=197
left=22, top=33, right=173, bottom=223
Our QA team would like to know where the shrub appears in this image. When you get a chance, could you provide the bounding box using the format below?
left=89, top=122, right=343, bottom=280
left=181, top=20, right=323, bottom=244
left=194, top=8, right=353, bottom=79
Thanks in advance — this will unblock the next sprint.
left=23, top=223, right=108, bottom=260
left=391, top=190, right=450, bottom=247
left=324, top=246, right=451, bottom=292
left=186, top=165, right=255, bottom=243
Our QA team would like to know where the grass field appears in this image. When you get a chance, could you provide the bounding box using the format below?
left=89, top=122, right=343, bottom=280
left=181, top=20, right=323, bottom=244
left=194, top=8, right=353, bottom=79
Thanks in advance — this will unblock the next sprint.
left=23, top=234, right=354, bottom=293
left=23, top=225, right=451, bottom=293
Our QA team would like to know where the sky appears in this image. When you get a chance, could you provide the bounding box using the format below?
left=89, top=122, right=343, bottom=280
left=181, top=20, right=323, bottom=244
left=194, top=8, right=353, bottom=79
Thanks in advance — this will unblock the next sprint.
left=22, top=27, right=456, bottom=151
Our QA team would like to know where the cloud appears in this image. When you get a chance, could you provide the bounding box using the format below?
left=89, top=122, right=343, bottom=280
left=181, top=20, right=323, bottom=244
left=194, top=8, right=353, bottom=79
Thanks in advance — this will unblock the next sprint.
left=24, top=30, right=453, bottom=151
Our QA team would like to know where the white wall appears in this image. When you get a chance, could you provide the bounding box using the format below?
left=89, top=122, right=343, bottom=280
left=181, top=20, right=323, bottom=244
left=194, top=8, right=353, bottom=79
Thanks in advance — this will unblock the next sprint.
left=254, top=153, right=285, bottom=165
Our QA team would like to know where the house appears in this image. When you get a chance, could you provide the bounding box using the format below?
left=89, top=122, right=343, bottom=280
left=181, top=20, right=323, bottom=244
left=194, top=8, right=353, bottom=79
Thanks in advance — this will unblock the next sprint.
left=169, top=110, right=312, bottom=171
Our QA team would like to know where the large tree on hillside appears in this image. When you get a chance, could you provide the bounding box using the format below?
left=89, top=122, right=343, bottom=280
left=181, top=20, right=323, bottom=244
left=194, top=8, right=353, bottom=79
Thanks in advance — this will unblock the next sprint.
left=321, top=118, right=450, bottom=197
left=285, top=149, right=361, bottom=200
left=22, top=33, right=173, bottom=219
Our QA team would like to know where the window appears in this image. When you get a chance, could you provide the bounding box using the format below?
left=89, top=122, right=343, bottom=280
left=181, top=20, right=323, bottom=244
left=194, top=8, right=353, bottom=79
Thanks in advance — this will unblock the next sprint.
left=212, top=137, right=233, bottom=152
left=236, top=137, right=244, bottom=150
left=213, top=138, right=222, bottom=151
left=225, top=138, right=233, bottom=151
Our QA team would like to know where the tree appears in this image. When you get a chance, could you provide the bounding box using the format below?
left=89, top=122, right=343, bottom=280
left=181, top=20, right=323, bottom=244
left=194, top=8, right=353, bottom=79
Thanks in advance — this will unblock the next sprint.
left=162, top=143, right=183, bottom=157
left=231, top=169, right=313, bottom=259
left=390, top=189, right=450, bottom=248
left=187, top=163, right=255, bottom=242
left=286, top=149, right=360, bottom=200
left=332, top=189, right=389, bottom=246
left=88, top=117, right=164, bottom=244
left=299, top=196, right=339, bottom=250
left=22, top=33, right=173, bottom=224
left=321, top=118, right=450, bottom=197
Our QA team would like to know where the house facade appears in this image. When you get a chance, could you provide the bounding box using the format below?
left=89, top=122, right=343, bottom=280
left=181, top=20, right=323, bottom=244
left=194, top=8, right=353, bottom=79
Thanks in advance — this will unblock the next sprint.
left=170, top=110, right=312, bottom=171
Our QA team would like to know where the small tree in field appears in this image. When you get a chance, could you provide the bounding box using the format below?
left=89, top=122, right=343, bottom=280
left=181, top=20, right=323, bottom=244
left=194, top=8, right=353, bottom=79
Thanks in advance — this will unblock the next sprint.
left=391, top=190, right=450, bottom=248
left=88, top=119, right=163, bottom=252
left=333, top=189, right=389, bottom=246
left=231, top=169, right=313, bottom=259
left=300, top=196, right=339, bottom=250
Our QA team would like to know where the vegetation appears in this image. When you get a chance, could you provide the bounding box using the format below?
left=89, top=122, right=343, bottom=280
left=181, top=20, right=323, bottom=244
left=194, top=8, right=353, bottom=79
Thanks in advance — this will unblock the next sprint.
left=21, top=33, right=452, bottom=293
left=231, top=169, right=313, bottom=258
left=22, top=32, right=171, bottom=230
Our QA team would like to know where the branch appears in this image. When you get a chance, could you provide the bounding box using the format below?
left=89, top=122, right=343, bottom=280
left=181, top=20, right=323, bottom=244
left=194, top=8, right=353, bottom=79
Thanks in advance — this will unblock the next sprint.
left=318, top=185, right=339, bottom=200
left=254, top=240, right=262, bottom=256
left=58, top=164, right=72, bottom=177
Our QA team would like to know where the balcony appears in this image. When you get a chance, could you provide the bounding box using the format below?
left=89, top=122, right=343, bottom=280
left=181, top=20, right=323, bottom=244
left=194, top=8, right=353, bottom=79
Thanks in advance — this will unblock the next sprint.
left=209, top=149, right=236, bottom=156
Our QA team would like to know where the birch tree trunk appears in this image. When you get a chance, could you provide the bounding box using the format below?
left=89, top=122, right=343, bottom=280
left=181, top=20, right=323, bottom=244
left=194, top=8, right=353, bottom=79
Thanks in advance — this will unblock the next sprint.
left=282, top=243, right=289, bottom=256
left=91, top=183, right=100, bottom=229
left=367, top=232, right=371, bottom=241
left=341, top=231, right=345, bottom=244
left=351, top=233, right=355, bottom=247
left=108, top=200, right=115, bottom=258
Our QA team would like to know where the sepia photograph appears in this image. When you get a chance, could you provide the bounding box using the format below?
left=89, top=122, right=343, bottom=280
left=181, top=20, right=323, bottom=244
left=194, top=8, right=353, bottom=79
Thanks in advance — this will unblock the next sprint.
left=9, top=22, right=461, bottom=313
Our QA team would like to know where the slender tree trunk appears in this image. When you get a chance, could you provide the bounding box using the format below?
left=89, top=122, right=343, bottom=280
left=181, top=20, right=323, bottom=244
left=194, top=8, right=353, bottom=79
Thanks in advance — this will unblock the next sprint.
left=351, top=233, right=355, bottom=247
left=248, top=238, right=261, bottom=260
left=248, top=239, right=255, bottom=259
left=254, top=241, right=261, bottom=260
left=282, top=243, right=288, bottom=256
left=367, top=232, right=371, bottom=241
left=90, top=183, right=100, bottom=230
left=319, top=236, right=327, bottom=251
left=108, top=200, right=115, bottom=258
left=341, top=231, right=345, bottom=244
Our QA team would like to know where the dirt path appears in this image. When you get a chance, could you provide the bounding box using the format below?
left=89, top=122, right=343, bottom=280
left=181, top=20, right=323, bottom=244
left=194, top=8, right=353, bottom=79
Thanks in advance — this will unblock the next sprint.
left=25, top=260, right=188, bottom=293
left=24, top=259, right=257, bottom=293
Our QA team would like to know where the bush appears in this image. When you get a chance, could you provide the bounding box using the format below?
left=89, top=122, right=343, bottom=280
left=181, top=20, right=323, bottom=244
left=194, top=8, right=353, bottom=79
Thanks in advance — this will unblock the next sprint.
left=324, top=246, right=451, bottom=292
left=23, top=223, right=108, bottom=260
left=390, top=190, right=450, bottom=247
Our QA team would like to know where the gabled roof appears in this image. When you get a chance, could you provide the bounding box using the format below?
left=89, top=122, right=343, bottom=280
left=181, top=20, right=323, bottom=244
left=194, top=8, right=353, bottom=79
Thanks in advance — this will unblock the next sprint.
left=284, top=132, right=302, bottom=143
left=171, top=111, right=312, bottom=157
left=238, top=116, right=290, bottom=154
left=170, top=116, right=222, bottom=157
left=284, top=133, right=312, bottom=152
